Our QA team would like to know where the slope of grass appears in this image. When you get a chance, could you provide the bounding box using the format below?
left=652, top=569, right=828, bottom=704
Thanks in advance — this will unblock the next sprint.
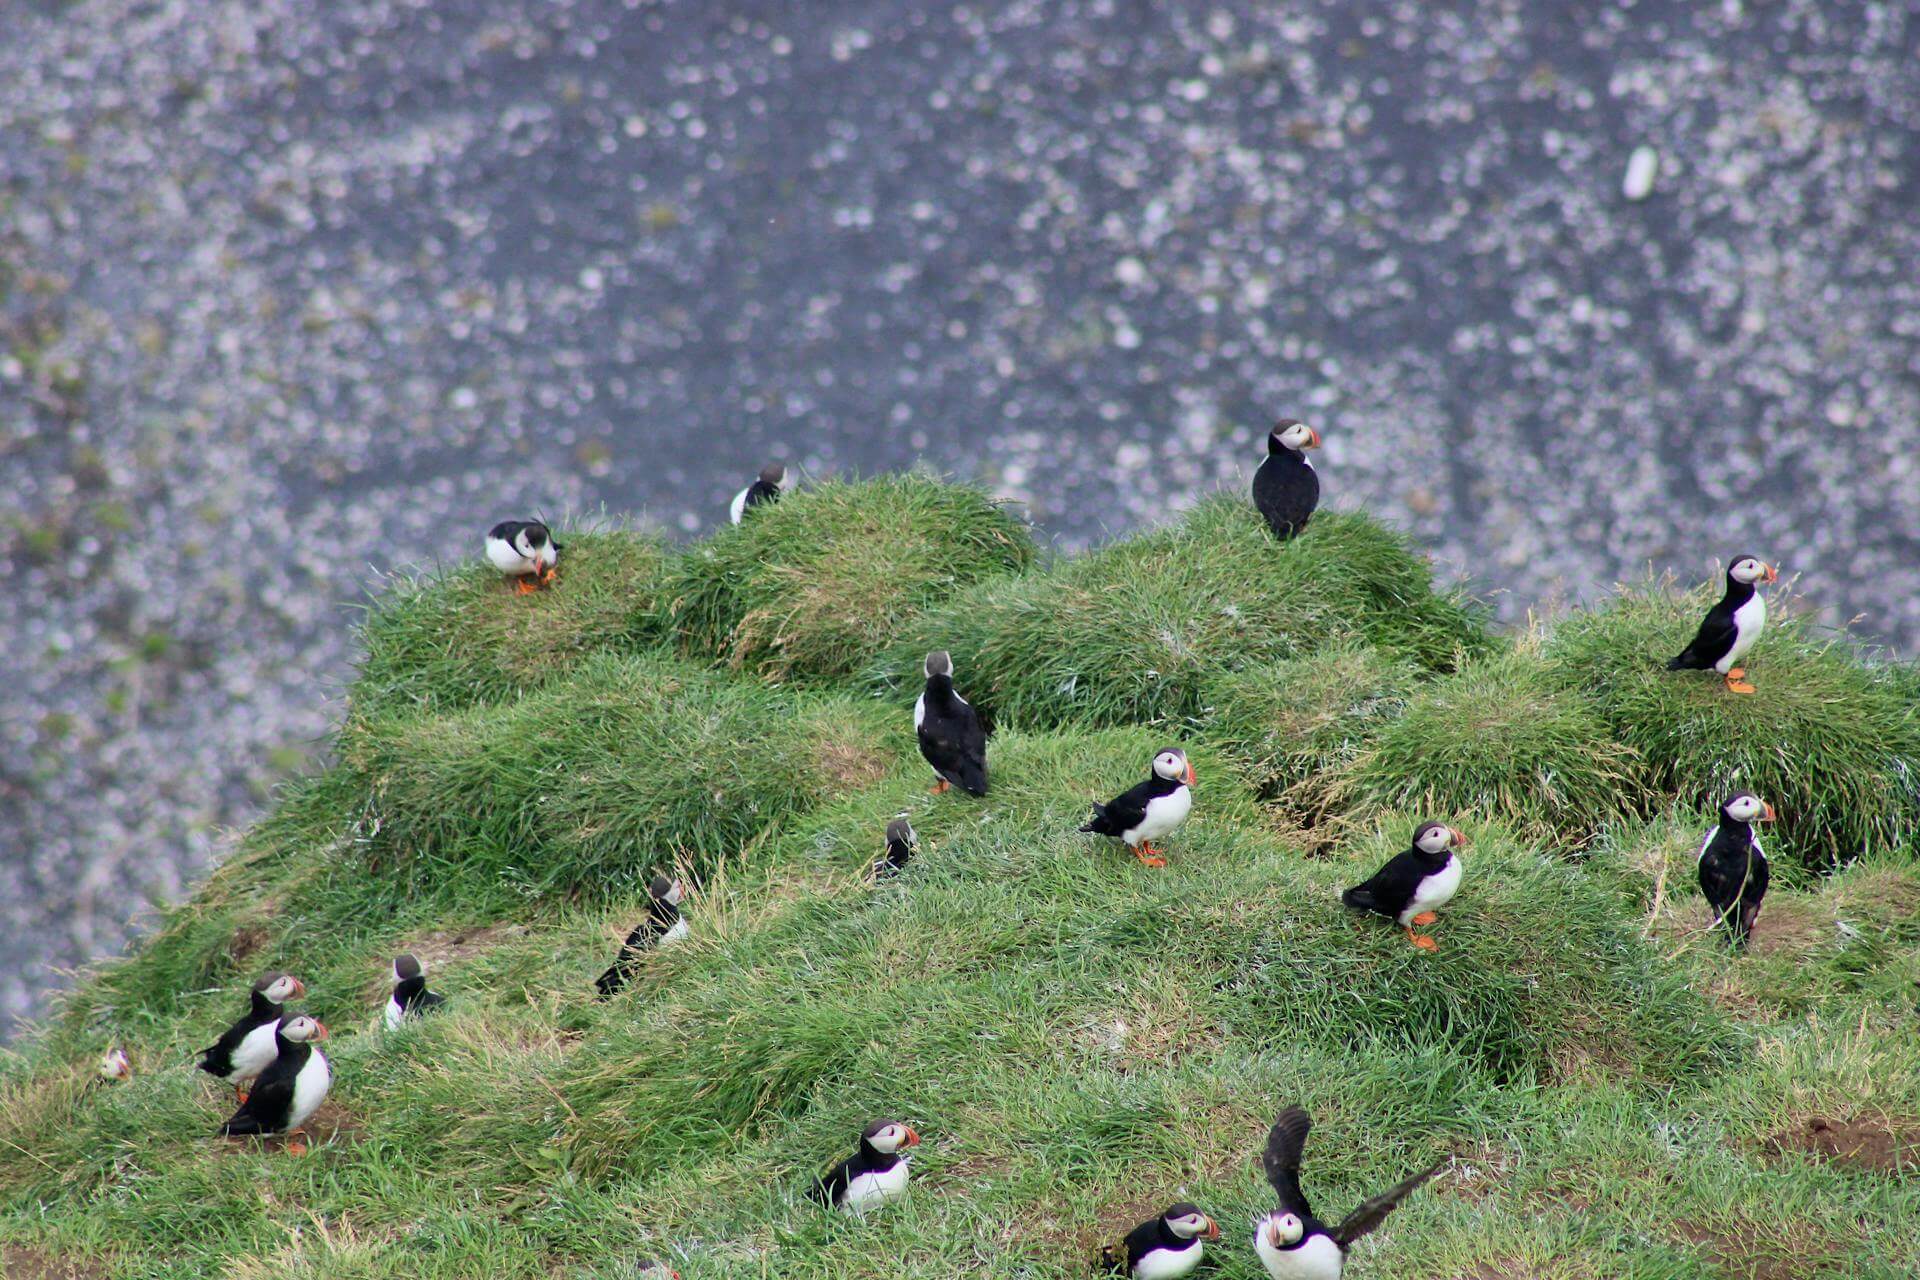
left=4, top=477, right=1919, bottom=1280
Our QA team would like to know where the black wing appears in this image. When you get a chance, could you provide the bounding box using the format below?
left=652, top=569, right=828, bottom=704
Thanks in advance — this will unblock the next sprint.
left=919, top=705, right=989, bottom=795
left=1697, top=835, right=1764, bottom=932
left=1342, top=851, right=1421, bottom=917
left=1119, top=1218, right=1162, bottom=1271
left=219, top=1070, right=295, bottom=1136
left=595, top=923, right=657, bottom=997
left=1262, top=1105, right=1316, bottom=1219
left=197, top=1014, right=263, bottom=1077
left=1090, top=777, right=1159, bottom=837
left=809, top=1154, right=855, bottom=1206
left=414, top=989, right=447, bottom=1014
left=1332, top=1155, right=1448, bottom=1248
left=1668, top=602, right=1738, bottom=670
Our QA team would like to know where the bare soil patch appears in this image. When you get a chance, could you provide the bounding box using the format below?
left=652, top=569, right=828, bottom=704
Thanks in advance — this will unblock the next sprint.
left=1762, top=1113, right=1920, bottom=1175
left=1, top=1245, right=113, bottom=1280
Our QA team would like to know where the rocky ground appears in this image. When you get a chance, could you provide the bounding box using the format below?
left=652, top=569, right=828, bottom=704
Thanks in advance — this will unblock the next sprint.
left=3, top=0, right=1916, bottom=1036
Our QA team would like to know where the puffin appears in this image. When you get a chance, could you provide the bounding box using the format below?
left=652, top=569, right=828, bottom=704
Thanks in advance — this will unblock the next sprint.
left=595, top=873, right=689, bottom=998
left=916, top=650, right=989, bottom=797
left=1666, top=554, right=1777, bottom=694
left=1101, top=1204, right=1221, bottom=1279
left=383, top=953, right=446, bottom=1030
left=484, top=519, right=562, bottom=593
left=1252, top=419, right=1323, bottom=540
left=730, top=462, right=787, bottom=524
left=1697, top=791, right=1774, bottom=947
left=810, top=1119, right=920, bottom=1215
left=1080, top=748, right=1196, bottom=867
left=197, top=971, right=306, bottom=1100
left=872, top=816, right=918, bottom=880
left=218, top=1014, right=332, bottom=1154
left=1341, top=821, right=1468, bottom=951
left=1254, top=1104, right=1447, bottom=1280
left=98, top=1048, right=132, bottom=1082
left=633, top=1262, right=681, bottom=1280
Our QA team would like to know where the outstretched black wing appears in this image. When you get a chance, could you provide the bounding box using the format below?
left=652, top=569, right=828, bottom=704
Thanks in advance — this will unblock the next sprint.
left=1262, top=1105, right=1316, bottom=1219
left=1331, top=1155, right=1448, bottom=1248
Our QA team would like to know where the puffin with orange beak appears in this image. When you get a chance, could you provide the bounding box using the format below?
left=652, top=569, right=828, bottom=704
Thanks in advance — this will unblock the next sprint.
left=1254, top=1104, right=1447, bottom=1280
left=1666, top=554, right=1777, bottom=694
left=1698, top=792, right=1775, bottom=947
left=1341, top=822, right=1468, bottom=951
left=1081, top=748, right=1196, bottom=868
left=484, top=519, right=562, bottom=593
left=218, top=1014, right=332, bottom=1154
left=1253, top=418, right=1322, bottom=540
left=1103, top=1204, right=1220, bottom=1279
left=811, top=1119, right=920, bottom=1214
left=196, top=971, right=306, bottom=1101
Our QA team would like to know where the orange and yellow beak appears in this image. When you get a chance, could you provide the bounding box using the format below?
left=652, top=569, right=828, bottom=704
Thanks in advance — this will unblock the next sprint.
left=1203, top=1217, right=1221, bottom=1240
left=311, top=1021, right=330, bottom=1040
left=1762, top=803, right=1778, bottom=823
left=1184, top=760, right=1198, bottom=787
left=1306, top=427, right=1322, bottom=448
left=903, top=1127, right=921, bottom=1147
left=1763, top=563, right=1778, bottom=583
left=290, top=978, right=308, bottom=999
left=1453, top=829, right=1471, bottom=851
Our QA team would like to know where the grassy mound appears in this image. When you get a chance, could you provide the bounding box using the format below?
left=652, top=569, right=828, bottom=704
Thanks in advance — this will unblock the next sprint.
left=870, top=499, right=1488, bottom=731
left=659, top=475, right=1035, bottom=681
left=1545, top=583, right=1920, bottom=866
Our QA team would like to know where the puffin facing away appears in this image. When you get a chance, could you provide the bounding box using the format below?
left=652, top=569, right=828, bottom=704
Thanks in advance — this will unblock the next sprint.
left=1341, top=822, right=1468, bottom=951
left=219, top=1015, right=332, bottom=1154
left=1698, top=792, right=1774, bottom=947
left=916, top=650, right=989, bottom=796
left=197, top=971, right=306, bottom=1099
left=383, top=954, right=446, bottom=1030
left=595, top=874, right=689, bottom=998
left=873, top=817, right=918, bottom=880
left=1253, top=419, right=1322, bottom=540
left=1102, top=1203, right=1220, bottom=1279
left=1666, top=554, right=1776, bottom=693
left=1081, top=748, right=1196, bottom=867
left=485, top=520, right=562, bottom=593
left=730, top=462, right=787, bottom=524
left=1254, top=1105, right=1447, bottom=1280
left=811, top=1119, right=920, bottom=1214
left=99, top=1048, right=132, bottom=1082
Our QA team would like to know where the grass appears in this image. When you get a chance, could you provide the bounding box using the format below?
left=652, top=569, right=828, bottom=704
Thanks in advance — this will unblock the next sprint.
left=3, top=477, right=1918, bottom=1280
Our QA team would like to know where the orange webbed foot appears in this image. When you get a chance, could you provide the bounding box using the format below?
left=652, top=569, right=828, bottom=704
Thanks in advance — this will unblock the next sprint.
left=1406, top=927, right=1438, bottom=951
left=235, top=1089, right=249, bottom=1106
left=1411, top=911, right=1439, bottom=927
left=930, top=778, right=951, bottom=795
left=515, top=578, right=540, bottom=595
left=1725, top=674, right=1757, bottom=694
left=1133, top=843, right=1167, bottom=868
left=284, top=1133, right=309, bottom=1156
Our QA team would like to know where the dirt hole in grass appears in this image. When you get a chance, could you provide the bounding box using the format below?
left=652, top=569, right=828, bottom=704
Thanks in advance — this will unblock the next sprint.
left=1762, top=1113, right=1920, bottom=1174
left=1674, top=1218, right=1834, bottom=1280
left=1, top=1246, right=112, bottom=1280
left=225, top=922, right=272, bottom=967
left=1747, top=900, right=1830, bottom=957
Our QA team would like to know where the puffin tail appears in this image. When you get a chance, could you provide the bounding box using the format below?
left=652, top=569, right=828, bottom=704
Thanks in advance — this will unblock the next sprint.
left=219, top=1114, right=266, bottom=1138
left=1079, top=804, right=1112, bottom=836
left=1095, top=1244, right=1127, bottom=1276
left=1341, top=885, right=1377, bottom=913
left=1665, top=654, right=1688, bottom=671
left=593, top=964, right=630, bottom=1000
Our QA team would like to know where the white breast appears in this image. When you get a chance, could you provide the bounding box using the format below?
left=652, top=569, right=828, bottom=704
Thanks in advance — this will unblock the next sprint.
left=384, top=998, right=405, bottom=1031
left=1134, top=1240, right=1204, bottom=1280
left=660, top=917, right=689, bottom=946
left=485, top=536, right=535, bottom=575
left=839, top=1159, right=910, bottom=1214
left=1125, top=785, right=1193, bottom=846
left=1400, top=854, right=1463, bottom=924
left=286, top=1050, right=332, bottom=1133
left=1719, top=593, right=1767, bottom=670
left=230, top=1019, right=282, bottom=1085
left=1254, top=1230, right=1343, bottom=1280
left=914, top=691, right=926, bottom=730
left=729, top=486, right=750, bottom=525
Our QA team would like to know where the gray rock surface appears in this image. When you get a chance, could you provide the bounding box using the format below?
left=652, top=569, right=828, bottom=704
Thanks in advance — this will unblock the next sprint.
left=4, top=0, right=1917, bottom=1037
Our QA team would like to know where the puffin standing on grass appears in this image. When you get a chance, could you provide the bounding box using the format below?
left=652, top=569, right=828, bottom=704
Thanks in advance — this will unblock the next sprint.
left=872, top=817, right=918, bottom=880
left=1666, top=554, right=1777, bottom=694
left=383, top=954, right=446, bottom=1029
left=98, top=1048, right=132, bottom=1082
left=1341, top=822, right=1468, bottom=951
left=1254, top=1105, right=1447, bottom=1280
left=485, top=520, right=562, bottom=593
left=811, top=1119, right=920, bottom=1215
left=219, top=1015, right=332, bottom=1154
left=1698, top=792, right=1774, bottom=947
left=1080, top=748, right=1196, bottom=867
left=197, top=972, right=306, bottom=1101
left=730, top=462, right=787, bottom=524
left=1101, top=1204, right=1221, bottom=1279
left=916, top=650, right=989, bottom=797
left=595, top=874, right=689, bottom=998
left=1253, top=419, right=1323, bottom=540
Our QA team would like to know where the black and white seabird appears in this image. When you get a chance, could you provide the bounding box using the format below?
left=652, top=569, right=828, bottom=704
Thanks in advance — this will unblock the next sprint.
left=485, top=520, right=562, bottom=593
left=1698, top=792, right=1774, bottom=947
left=633, top=1260, right=680, bottom=1280
left=383, top=953, right=447, bottom=1030
left=197, top=971, right=306, bottom=1099
left=218, top=1015, right=332, bottom=1154
left=810, top=1119, right=920, bottom=1215
left=916, top=650, right=989, bottom=797
left=1666, top=554, right=1777, bottom=694
left=98, top=1048, right=132, bottom=1082
left=1341, top=822, right=1468, bottom=951
left=1252, top=419, right=1323, bottom=540
left=1254, top=1105, right=1447, bottom=1280
left=1102, top=1203, right=1220, bottom=1280
left=595, top=874, right=689, bottom=998
left=873, top=817, right=918, bottom=880
left=1080, top=748, right=1196, bottom=867
left=730, top=463, right=787, bottom=524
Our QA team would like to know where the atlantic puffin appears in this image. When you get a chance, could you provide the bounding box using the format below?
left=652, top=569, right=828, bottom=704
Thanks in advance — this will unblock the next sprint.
left=1080, top=748, right=1196, bottom=867
left=1341, top=822, right=1467, bottom=951
left=197, top=971, right=306, bottom=1100
left=1698, top=792, right=1774, bottom=947
left=916, top=650, right=989, bottom=797
left=1666, top=554, right=1777, bottom=694
left=811, top=1119, right=920, bottom=1214
left=1101, top=1203, right=1220, bottom=1279
left=383, top=953, right=446, bottom=1030
left=595, top=873, right=689, bottom=998
left=485, top=520, right=562, bottom=593
left=1254, top=1104, right=1447, bottom=1280
left=730, top=462, right=787, bottom=524
left=218, top=1014, right=332, bottom=1154
left=873, top=816, right=918, bottom=880
left=633, top=1261, right=681, bottom=1280
left=1252, top=419, right=1322, bottom=540
left=98, top=1047, right=132, bottom=1082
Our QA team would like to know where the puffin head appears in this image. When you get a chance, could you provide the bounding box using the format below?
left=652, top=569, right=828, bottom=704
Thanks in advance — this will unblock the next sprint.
left=256, top=972, right=307, bottom=1005
left=1162, top=1203, right=1220, bottom=1241
left=885, top=817, right=917, bottom=848
left=98, top=1047, right=132, bottom=1081
left=1728, top=555, right=1776, bottom=586
left=650, top=873, right=685, bottom=908
left=759, top=462, right=787, bottom=488
left=1722, top=792, right=1776, bottom=825
left=516, top=522, right=553, bottom=558
left=1269, top=419, right=1321, bottom=454
left=924, top=649, right=954, bottom=680
left=1152, top=748, right=1197, bottom=787
left=393, top=953, right=425, bottom=984
left=861, top=1119, right=921, bottom=1155
left=1261, top=1211, right=1305, bottom=1249
left=281, top=1015, right=329, bottom=1044
left=1413, top=821, right=1467, bottom=857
